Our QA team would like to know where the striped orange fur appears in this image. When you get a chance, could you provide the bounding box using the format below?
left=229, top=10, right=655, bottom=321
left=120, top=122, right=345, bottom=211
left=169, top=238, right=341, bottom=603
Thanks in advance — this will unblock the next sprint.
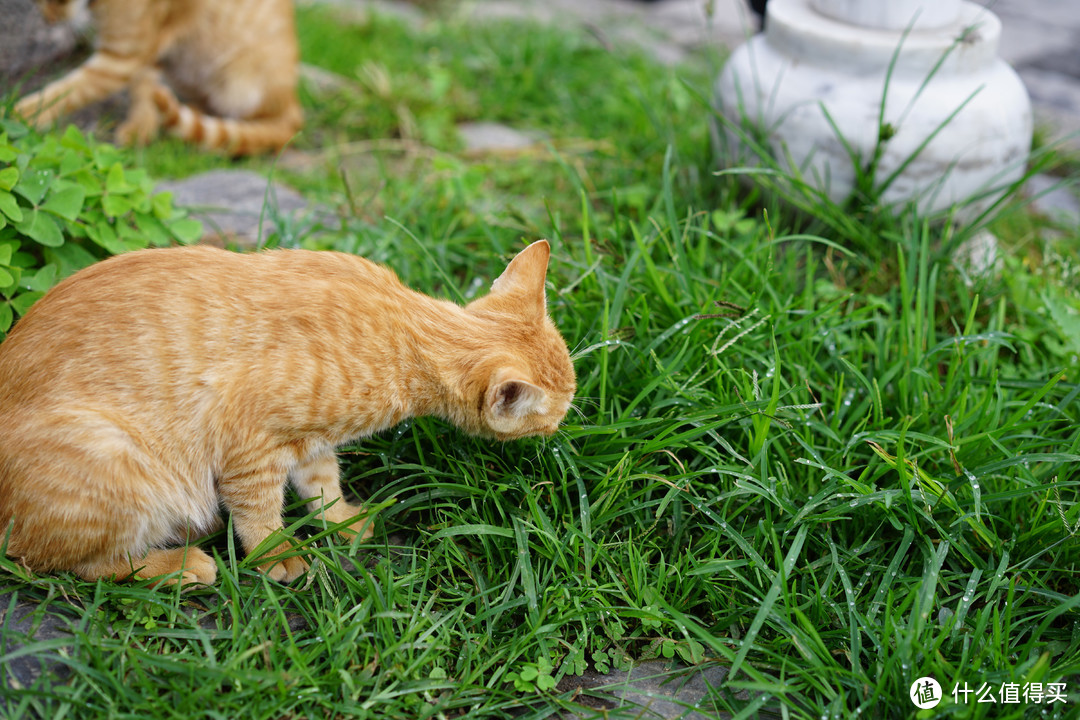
left=0, top=242, right=576, bottom=586
left=14, top=0, right=302, bottom=156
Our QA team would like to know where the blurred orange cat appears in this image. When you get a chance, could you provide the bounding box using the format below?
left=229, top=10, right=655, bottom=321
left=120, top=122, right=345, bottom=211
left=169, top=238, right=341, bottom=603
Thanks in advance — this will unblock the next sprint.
left=14, top=0, right=302, bottom=155
left=0, top=242, right=575, bottom=586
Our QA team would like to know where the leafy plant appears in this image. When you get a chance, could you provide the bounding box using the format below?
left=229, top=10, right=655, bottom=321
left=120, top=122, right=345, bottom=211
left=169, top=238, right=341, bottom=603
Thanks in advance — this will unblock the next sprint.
left=0, top=120, right=202, bottom=336
left=505, top=659, right=556, bottom=693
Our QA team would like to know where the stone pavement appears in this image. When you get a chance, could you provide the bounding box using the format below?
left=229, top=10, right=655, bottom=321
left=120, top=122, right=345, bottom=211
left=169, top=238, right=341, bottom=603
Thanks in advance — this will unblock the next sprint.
left=451, top=0, right=1080, bottom=150
left=453, top=0, right=756, bottom=65
left=448, top=0, right=1080, bottom=221
left=980, top=0, right=1080, bottom=145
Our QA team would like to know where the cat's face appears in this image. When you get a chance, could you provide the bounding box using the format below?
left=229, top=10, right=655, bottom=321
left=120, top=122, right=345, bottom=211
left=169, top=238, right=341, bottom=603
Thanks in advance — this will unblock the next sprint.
left=464, top=241, right=576, bottom=441
left=34, top=0, right=84, bottom=23
left=478, top=330, right=576, bottom=441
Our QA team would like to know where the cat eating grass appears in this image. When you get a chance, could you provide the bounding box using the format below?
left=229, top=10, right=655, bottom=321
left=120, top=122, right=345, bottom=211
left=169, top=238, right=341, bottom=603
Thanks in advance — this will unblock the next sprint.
left=14, top=0, right=303, bottom=155
left=0, top=241, right=576, bottom=587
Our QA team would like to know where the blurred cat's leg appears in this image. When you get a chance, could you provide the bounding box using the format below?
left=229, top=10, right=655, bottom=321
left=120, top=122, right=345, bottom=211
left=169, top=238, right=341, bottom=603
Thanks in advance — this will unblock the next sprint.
left=290, top=447, right=375, bottom=541
left=116, top=67, right=164, bottom=146
left=218, top=454, right=308, bottom=582
left=15, top=51, right=145, bottom=127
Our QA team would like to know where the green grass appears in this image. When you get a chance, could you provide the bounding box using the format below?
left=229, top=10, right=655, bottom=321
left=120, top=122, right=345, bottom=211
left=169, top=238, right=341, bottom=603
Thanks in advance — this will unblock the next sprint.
left=3, top=4, right=1080, bottom=719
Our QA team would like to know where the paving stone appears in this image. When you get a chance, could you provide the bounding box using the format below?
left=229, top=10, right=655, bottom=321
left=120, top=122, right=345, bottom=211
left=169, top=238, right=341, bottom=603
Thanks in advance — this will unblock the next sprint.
left=1030, top=46, right=1080, bottom=80
left=981, top=6, right=1077, bottom=68
left=299, top=62, right=360, bottom=96
left=0, top=592, right=74, bottom=695
left=970, top=1, right=1080, bottom=147
left=2, top=0, right=141, bottom=136
left=1016, top=68, right=1080, bottom=148
left=1027, top=173, right=1080, bottom=224
left=556, top=660, right=784, bottom=719
left=454, top=0, right=755, bottom=64
left=457, top=121, right=547, bottom=153
left=156, top=170, right=324, bottom=248
left=298, top=0, right=427, bottom=29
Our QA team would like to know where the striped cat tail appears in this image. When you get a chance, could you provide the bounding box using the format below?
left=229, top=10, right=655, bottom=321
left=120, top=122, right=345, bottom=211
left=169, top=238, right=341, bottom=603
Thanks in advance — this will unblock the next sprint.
left=152, top=85, right=302, bottom=156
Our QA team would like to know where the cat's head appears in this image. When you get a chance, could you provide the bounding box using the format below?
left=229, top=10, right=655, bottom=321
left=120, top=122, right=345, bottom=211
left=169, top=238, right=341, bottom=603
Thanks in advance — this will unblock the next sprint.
left=34, top=0, right=86, bottom=24
left=461, top=240, right=576, bottom=441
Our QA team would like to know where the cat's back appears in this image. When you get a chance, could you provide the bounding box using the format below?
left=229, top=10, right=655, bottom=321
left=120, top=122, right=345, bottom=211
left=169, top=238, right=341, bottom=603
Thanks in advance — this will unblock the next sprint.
left=0, top=246, right=400, bottom=406
left=6, top=245, right=395, bottom=324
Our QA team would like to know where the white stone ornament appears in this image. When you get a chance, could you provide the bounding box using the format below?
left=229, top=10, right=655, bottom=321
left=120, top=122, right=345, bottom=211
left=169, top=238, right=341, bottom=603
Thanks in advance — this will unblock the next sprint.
left=715, top=0, right=1033, bottom=216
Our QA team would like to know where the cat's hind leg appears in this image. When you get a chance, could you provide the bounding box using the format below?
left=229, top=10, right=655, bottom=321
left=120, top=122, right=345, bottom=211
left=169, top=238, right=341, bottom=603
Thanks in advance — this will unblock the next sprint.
left=290, top=447, right=375, bottom=542
left=75, top=546, right=217, bottom=588
left=1, top=412, right=221, bottom=587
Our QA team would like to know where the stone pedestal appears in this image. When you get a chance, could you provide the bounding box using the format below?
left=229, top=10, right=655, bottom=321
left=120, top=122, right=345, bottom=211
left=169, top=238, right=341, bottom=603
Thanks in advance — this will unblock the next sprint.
left=715, top=0, right=1033, bottom=215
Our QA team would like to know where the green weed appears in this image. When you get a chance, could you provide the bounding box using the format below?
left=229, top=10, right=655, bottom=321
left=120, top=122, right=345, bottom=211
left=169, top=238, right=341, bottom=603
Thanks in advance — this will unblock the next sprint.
left=1, top=5, right=1078, bottom=719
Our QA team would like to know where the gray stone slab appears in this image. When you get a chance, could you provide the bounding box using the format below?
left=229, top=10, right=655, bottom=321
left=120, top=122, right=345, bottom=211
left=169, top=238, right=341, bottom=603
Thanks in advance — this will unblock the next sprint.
left=981, top=0, right=1080, bottom=36
left=0, top=592, right=74, bottom=695
left=1, top=0, right=136, bottom=136
left=980, top=6, right=1077, bottom=68
left=558, top=660, right=780, bottom=719
left=1027, top=173, right=1080, bottom=223
left=453, top=0, right=756, bottom=64
left=297, top=0, right=427, bottom=29
left=156, top=170, right=322, bottom=248
left=457, top=121, right=547, bottom=153
left=1029, top=47, right=1080, bottom=79
left=1017, top=67, right=1080, bottom=146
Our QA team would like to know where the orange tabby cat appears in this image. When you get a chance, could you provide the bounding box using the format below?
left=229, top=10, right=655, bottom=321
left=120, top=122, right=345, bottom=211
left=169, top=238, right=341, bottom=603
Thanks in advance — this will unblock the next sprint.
left=13, top=0, right=303, bottom=155
left=0, top=241, right=575, bottom=586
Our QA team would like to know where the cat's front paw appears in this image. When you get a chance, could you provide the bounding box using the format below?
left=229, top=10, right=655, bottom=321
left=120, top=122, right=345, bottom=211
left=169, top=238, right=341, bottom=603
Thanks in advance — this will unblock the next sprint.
left=257, top=544, right=309, bottom=583
left=177, top=550, right=218, bottom=588
left=116, top=116, right=159, bottom=146
left=13, top=94, right=55, bottom=127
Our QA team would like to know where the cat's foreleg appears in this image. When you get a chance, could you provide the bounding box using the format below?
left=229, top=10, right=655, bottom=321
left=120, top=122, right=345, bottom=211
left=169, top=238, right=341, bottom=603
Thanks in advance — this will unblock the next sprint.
left=217, top=456, right=309, bottom=583
left=116, top=67, right=164, bottom=146
left=14, top=51, right=145, bottom=127
left=290, top=447, right=375, bottom=542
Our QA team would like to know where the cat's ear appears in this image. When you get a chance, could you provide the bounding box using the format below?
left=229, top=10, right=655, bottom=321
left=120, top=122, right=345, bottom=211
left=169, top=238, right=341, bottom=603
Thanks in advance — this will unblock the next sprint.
left=484, top=368, right=547, bottom=433
left=489, top=240, right=550, bottom=320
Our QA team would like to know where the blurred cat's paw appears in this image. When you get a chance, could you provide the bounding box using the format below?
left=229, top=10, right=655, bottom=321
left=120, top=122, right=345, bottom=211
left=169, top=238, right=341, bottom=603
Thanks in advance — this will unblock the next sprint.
left=13, top=95, right=55, bottom=127
left=116, top=116, right=159, bottom=146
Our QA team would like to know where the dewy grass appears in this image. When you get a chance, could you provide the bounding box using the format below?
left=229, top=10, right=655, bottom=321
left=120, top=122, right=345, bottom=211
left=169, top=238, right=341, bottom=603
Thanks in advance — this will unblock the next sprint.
left=1, top=5, right=1079, bottom=720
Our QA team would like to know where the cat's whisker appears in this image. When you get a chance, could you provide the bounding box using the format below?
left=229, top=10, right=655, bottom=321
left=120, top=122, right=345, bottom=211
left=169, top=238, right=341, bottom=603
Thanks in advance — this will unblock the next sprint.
left=566, top=402, right=589, bottom=422
left=569, top=337, right=590, bottom=357
left=570, top=339, right=626, bottom=362
left=565, top=397, right=599, bottom=418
